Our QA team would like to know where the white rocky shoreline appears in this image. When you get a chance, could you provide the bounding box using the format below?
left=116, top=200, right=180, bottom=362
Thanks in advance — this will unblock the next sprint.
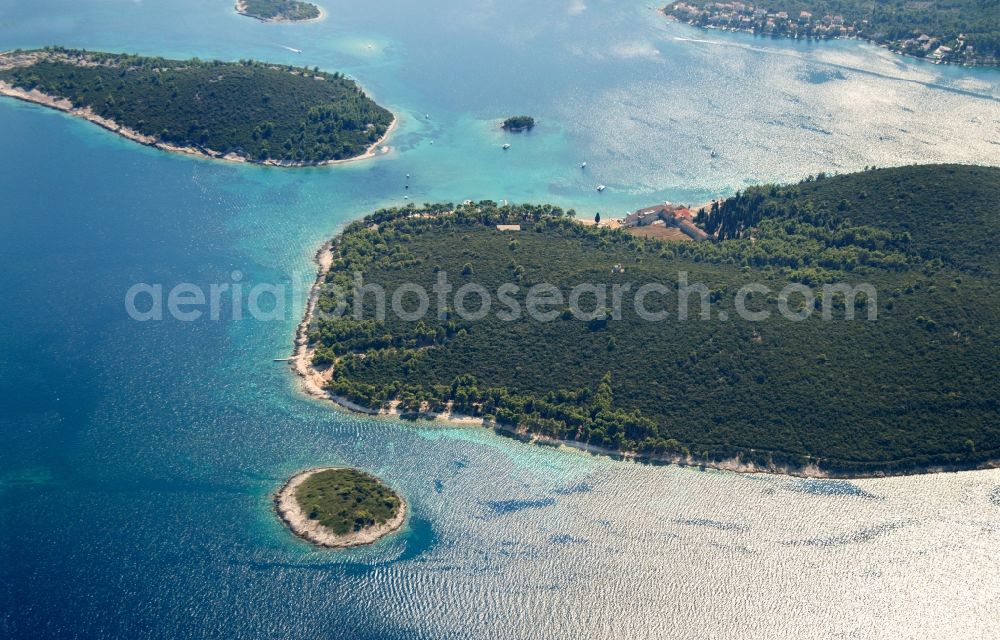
left=275, top=467, right=407, bottom=548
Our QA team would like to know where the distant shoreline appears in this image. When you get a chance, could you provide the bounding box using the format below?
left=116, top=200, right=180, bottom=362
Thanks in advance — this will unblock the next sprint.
left=0, top=81, right=396, bottom=167
left=275, top=467, right=407, bottom=548
left=235, top=0, right=328, bottom=24
left=659, top=6, right=994, bottom=68
left=289, top=222, right=1000, bottom=481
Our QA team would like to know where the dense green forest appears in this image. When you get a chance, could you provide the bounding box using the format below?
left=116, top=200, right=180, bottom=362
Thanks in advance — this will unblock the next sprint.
left=667, top=0, right=1000, bottom=65
left=295, top=469, right=402, bottom=535
left=695, top=164, right=999, bottom=274
left=0, top=48, right=393, bottom=164
left=308, top=165, right=999, bottom=476
left=237, top=0, right=321, bottom=22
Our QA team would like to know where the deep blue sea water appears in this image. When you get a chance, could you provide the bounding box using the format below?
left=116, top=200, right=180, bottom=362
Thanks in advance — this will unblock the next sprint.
left=1, top=1, right=999, bottom=637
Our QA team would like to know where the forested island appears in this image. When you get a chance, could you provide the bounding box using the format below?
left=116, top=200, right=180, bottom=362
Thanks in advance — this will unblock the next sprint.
left=236, top=0, right=323, bottom=22
left=502, top=116, right=535, bottom=132
left=0, top=48, right=394, bottom=165
left=275, top=468, right=405, bottom=548
left=296, top=164, right=1000, bottom=477
left=665, top=0, right=999, bottom=66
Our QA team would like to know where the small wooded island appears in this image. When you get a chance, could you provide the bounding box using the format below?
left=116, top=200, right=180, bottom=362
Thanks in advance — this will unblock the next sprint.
left=236, top=0, right=323, bottom=23
left=276, top=468, right=405, bottom=548
left=502, top=116, right=535, bottom=132
left=0, top=48, right=394, bottom=165
left=296, top=164, right=1000, bottom=478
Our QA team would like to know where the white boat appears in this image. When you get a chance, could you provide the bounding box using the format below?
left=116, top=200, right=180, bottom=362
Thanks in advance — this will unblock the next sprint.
left=502, top=143, right=511, bottom=150
left=596, top=185, right=606, bottom=192
left=581, top=162, right=587, bottom=169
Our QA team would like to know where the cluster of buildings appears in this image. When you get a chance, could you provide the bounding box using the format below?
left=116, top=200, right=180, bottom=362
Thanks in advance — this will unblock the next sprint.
left=894, top=33, right=988, bottom=65
left=668, top=2, right=857, bottom=39
left=623, top=203, right=710, bottom=241
left=666, top=2, right=994, bottom=66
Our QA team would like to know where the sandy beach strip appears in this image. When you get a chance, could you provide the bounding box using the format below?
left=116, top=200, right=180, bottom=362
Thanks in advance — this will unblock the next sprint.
left=275, top=467, right=407, bottom=548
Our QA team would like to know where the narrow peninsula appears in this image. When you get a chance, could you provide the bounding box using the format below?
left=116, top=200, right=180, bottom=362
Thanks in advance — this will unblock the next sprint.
left=0, top=48, right=394, bottom=166
left=292, top=164, right=1000, bottom=478
left=276, top=468, right=406, bottom=548
left=235, top=0, right=324, bottom=23
left=665, top=0, right=1000, bottom=66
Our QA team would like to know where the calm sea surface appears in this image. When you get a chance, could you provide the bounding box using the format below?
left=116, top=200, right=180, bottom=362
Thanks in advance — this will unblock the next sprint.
left=1, top=0, right=999, bottom=637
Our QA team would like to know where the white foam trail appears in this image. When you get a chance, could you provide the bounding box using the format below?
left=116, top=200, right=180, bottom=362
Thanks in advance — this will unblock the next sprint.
left=673, top=36, right=721, bottom=45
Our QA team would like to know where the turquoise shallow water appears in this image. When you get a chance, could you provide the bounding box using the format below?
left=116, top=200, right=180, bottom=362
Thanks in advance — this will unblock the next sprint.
left=1, top=0, right=999, bottom=637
